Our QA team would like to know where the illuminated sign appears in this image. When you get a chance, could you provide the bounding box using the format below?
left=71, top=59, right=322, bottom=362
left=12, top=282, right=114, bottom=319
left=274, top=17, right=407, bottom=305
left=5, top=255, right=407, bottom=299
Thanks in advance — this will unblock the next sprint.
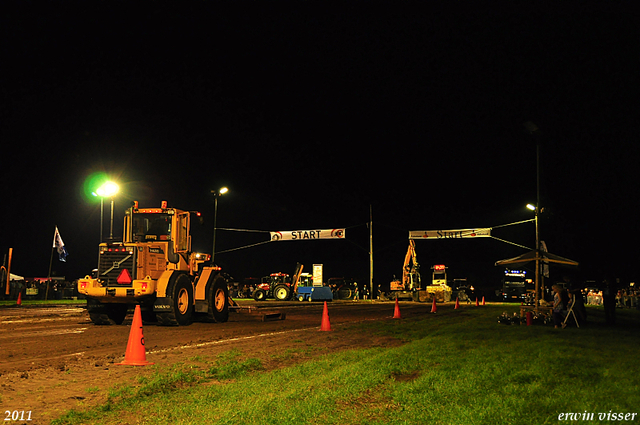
left=313, top=264, right=323, bottom=287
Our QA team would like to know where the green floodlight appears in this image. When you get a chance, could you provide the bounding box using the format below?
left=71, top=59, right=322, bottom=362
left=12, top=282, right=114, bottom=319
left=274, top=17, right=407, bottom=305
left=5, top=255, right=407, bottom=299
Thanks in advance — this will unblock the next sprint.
left=93, top=180, right=120, bottom=241
left=96, top=181, right=119, bottom=198
left=84, top=172, right=109, bottom=202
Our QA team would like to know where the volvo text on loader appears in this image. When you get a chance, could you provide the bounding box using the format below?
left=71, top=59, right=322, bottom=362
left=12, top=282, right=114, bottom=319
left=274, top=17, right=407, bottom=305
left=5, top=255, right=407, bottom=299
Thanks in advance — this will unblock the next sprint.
left=78, top=201, right=229, bottom=326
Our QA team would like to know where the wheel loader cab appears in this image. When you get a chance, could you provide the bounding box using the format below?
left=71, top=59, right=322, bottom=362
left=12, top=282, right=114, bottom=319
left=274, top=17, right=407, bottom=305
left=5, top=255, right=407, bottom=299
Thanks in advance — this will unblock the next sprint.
left=79, top=201, right=230, bottom=326
left=126, top=205, right=190, bottom=252
left=131, top=214, right=172, bottom=241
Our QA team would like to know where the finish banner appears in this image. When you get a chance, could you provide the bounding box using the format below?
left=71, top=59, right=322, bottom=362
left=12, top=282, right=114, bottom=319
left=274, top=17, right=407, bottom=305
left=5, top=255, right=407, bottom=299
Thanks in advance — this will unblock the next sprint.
left=270, top=229, right=345, bottom=241
left=409, top=228, right=491, bottom=240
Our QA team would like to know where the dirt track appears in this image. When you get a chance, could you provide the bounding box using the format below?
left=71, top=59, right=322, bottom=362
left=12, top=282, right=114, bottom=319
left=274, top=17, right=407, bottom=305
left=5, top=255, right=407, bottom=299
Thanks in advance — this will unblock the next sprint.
left=0, top=301, right=427, bottom=374
left=0, top=300, right=443, bottom=424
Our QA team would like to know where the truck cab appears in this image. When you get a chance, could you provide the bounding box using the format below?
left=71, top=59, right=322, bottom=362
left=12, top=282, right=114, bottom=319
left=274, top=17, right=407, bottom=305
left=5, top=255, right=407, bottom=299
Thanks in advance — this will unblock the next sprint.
left=426, top=264, right=453, bottom=302
left=500, top=269, right=533, bottom=302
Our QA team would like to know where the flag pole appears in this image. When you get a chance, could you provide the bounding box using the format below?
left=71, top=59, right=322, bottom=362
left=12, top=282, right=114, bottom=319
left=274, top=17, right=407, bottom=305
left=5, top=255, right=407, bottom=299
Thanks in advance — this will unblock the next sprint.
left=46, top=246, right=54, bottom=301
left=47, top=226, right=57, bottom=301
left=5, top=248, right=12, bottom=296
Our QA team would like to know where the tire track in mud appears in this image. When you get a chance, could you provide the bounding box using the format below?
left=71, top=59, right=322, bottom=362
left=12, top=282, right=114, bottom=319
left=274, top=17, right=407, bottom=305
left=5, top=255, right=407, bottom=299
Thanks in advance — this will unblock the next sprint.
left=0, top=301, right=437, bottom=375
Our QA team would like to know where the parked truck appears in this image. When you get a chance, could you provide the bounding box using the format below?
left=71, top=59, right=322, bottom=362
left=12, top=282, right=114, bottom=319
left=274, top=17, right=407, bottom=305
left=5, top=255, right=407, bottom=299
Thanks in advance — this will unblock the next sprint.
left=426, top=264, right=453, bottom=302
left=499, top=269, right=534, bottom=302
left=77, top=201, right=230, bottom=326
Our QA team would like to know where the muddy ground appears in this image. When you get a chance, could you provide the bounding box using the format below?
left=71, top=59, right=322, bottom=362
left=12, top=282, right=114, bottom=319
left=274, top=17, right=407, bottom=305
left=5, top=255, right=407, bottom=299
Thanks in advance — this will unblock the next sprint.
left=0, top=300, right=443, bottom=424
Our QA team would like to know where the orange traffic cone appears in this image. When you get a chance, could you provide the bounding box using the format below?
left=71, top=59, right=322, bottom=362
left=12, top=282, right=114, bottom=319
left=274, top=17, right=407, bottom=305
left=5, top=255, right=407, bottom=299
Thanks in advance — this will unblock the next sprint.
left=320, top=301, right=332, bottom=331
left=475, top=297, right=479, bottom=307
left=454, top=297, right=460, bottom=309
left=431, top=297, right=437, bottom=313
left=16, top=292, right=22, bottom=306
left=393, top=298, right=402, bottom=319
left=117, top=305, right=154, bottom=366
left=482, top=296, right=486, bottom=306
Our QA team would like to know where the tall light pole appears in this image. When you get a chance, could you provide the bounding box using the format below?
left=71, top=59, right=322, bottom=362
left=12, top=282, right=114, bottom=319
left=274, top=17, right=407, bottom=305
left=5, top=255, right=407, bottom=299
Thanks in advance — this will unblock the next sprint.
left=95, top=181, right=119, bottom=241
left=525, top=120, right=542, bottom=310
left=527, top=203, right=541, bottom=311
left=369, top=205, right=374, bottom=300
left=211, top=187, right=228, bottom=264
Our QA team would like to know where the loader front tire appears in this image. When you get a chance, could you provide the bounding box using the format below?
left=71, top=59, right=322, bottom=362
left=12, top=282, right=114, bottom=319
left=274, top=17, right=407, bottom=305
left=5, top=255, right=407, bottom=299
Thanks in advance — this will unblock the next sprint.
left=87, top=299, right=128, bottom=325
left=157, top=273, right=194, bottom=326
left=106, top=304, right=129, bottom=325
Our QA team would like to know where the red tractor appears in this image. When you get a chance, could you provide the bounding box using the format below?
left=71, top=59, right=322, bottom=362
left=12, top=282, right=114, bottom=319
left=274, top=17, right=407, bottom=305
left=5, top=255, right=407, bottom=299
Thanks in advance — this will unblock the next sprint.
left=252, top=264, right=304, bottom=301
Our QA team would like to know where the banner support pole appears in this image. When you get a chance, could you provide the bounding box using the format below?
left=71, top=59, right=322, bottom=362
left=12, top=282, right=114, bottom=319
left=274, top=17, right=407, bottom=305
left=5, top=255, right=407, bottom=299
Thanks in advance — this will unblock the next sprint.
left=369, top=205, right=374, bottom=300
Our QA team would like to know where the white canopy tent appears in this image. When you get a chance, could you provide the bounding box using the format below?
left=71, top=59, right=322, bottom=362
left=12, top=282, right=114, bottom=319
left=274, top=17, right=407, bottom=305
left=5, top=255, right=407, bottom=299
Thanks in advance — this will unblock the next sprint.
left=495, top=251, right=579, bottom=268
left=496, top=250, right=578, bottom=312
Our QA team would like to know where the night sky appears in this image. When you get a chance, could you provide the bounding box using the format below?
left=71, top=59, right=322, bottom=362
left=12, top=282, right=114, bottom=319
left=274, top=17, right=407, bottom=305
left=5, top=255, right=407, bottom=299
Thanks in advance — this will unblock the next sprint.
left=2, top=3, right=638, bottom=289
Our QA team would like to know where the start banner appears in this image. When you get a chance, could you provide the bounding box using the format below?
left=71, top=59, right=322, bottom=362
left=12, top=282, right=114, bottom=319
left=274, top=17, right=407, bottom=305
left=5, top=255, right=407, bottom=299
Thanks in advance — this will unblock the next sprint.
left=270, top=229, right=345, bottom=241
left=409, top=228, right=491, bottom=240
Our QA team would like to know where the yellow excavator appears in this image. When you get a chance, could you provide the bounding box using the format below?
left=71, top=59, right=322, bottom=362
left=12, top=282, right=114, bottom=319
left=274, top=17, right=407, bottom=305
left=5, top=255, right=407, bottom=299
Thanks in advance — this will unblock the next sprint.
left=387, top=240, right=422, bottom=301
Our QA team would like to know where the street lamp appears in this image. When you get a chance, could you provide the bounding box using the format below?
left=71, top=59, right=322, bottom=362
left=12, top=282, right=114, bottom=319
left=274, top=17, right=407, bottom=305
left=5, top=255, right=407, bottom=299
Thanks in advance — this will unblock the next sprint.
left=526, top=203, right=541, bottom=311
left=211, top=187, right=229, bottom=264
left=94, top=181, right=119, bottom=241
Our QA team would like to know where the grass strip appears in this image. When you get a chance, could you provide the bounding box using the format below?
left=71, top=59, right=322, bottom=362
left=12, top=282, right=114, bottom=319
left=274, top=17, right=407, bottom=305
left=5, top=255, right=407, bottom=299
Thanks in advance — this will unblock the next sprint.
left=53, top=305, right=640, bottom=425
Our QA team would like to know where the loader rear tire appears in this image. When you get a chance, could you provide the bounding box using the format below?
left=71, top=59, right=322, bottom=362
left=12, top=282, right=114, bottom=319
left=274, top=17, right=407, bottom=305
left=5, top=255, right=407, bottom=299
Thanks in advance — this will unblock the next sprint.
left=207, top=276, right=229, bottom=323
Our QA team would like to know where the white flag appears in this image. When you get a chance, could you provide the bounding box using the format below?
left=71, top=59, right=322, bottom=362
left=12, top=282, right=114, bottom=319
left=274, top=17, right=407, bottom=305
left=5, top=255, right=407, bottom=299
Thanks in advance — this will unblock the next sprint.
left=53, top=226, right=69, bottom=262
left=540, top=240, right=549, bottom=278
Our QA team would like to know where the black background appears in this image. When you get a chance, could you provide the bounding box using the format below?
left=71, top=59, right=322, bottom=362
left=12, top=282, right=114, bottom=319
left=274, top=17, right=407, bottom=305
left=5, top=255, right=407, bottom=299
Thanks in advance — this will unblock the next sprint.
left=2, top=3, right=638, bottom=289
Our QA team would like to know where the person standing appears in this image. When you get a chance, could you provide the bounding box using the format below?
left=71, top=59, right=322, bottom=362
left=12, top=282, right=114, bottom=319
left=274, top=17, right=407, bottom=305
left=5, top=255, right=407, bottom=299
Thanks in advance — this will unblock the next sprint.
left=564, top=275, right=587, bottom=325
left=602, top=276, right=617, bottom=325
